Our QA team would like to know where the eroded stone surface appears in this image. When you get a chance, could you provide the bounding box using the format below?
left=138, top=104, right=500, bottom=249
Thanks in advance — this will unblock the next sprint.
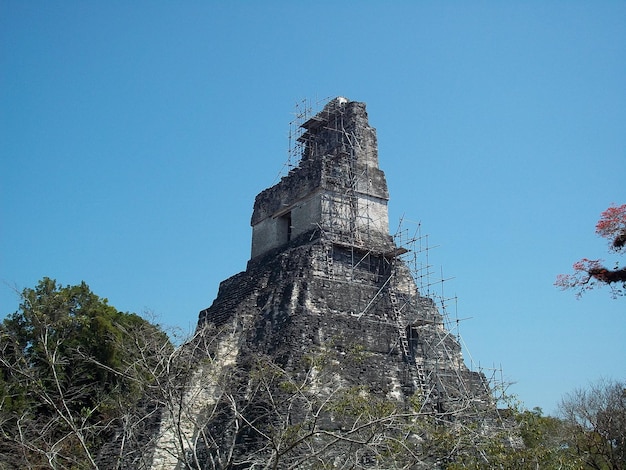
left=147, top=98, right=496, bottom=469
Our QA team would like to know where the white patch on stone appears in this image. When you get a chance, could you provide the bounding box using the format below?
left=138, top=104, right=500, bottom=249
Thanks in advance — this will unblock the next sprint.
left=149, top=332, right=240, bottom=469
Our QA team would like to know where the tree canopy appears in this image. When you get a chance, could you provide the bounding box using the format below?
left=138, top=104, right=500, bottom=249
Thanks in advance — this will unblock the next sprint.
left=1, top=279, right=622, bottom=469
left=556, top=204, right=626, bottom=298
left=559, top=378, right=626, bottom=470
left=0, top=278, right=172, bottom=469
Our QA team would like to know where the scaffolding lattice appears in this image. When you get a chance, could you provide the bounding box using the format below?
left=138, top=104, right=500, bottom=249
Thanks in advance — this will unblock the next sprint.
left=281, top=99, right=508, bottom=420
left=388, top=218, right=510, bottom=418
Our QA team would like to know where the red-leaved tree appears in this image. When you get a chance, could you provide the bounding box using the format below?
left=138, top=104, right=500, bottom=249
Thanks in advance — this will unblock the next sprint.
left=555, top=204, right=626, bottom=298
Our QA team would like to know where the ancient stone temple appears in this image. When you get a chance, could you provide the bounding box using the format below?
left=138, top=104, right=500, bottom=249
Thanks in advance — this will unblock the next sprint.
left=149, top=98, right=497, bottom=469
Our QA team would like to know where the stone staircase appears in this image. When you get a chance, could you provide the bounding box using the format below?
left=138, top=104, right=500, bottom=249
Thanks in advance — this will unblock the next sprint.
left=199, top=269, right=261, bottom=327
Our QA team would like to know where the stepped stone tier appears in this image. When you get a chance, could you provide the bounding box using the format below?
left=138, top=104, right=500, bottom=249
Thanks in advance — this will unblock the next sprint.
left=150, top=98, right=495, bottom=469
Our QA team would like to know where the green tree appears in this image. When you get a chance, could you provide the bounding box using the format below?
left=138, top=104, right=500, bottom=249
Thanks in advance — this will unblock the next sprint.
left=0, top=278, right=172, bottom=469
left=441, top=405, right=582, bottom=469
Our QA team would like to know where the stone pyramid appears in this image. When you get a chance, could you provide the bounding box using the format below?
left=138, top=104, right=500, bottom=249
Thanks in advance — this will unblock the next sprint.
left=150, top=98, right=496, bottom=469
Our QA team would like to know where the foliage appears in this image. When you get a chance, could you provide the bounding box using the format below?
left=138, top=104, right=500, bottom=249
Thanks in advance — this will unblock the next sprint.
left=2, top=280, right=621, bottom=469
left=596, top=205, right=626, bottom=252
left=0, top=278, right=173, bottom=469
left=556, top=204, right=626, bottom=297
left=559, top=378, right=626, bottom=470
left=160, top=339, right=587, bottom=470
left=444, top=406, right=583, bottom=469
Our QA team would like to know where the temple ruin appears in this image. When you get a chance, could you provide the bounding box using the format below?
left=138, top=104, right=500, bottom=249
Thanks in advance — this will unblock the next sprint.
left=148, top=98, right=502, bottom=469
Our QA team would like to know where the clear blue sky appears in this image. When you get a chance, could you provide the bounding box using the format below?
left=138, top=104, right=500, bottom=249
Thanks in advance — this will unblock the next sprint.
left=1, top=1, right=624, bottom=415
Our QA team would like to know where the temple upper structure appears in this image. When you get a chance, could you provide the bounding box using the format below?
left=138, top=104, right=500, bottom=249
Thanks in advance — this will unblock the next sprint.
left=250, top=97, right=394, bottom=259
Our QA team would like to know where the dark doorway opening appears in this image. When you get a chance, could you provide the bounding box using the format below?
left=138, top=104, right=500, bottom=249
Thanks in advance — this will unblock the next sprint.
left=279, top=212, right=292, bottom=243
